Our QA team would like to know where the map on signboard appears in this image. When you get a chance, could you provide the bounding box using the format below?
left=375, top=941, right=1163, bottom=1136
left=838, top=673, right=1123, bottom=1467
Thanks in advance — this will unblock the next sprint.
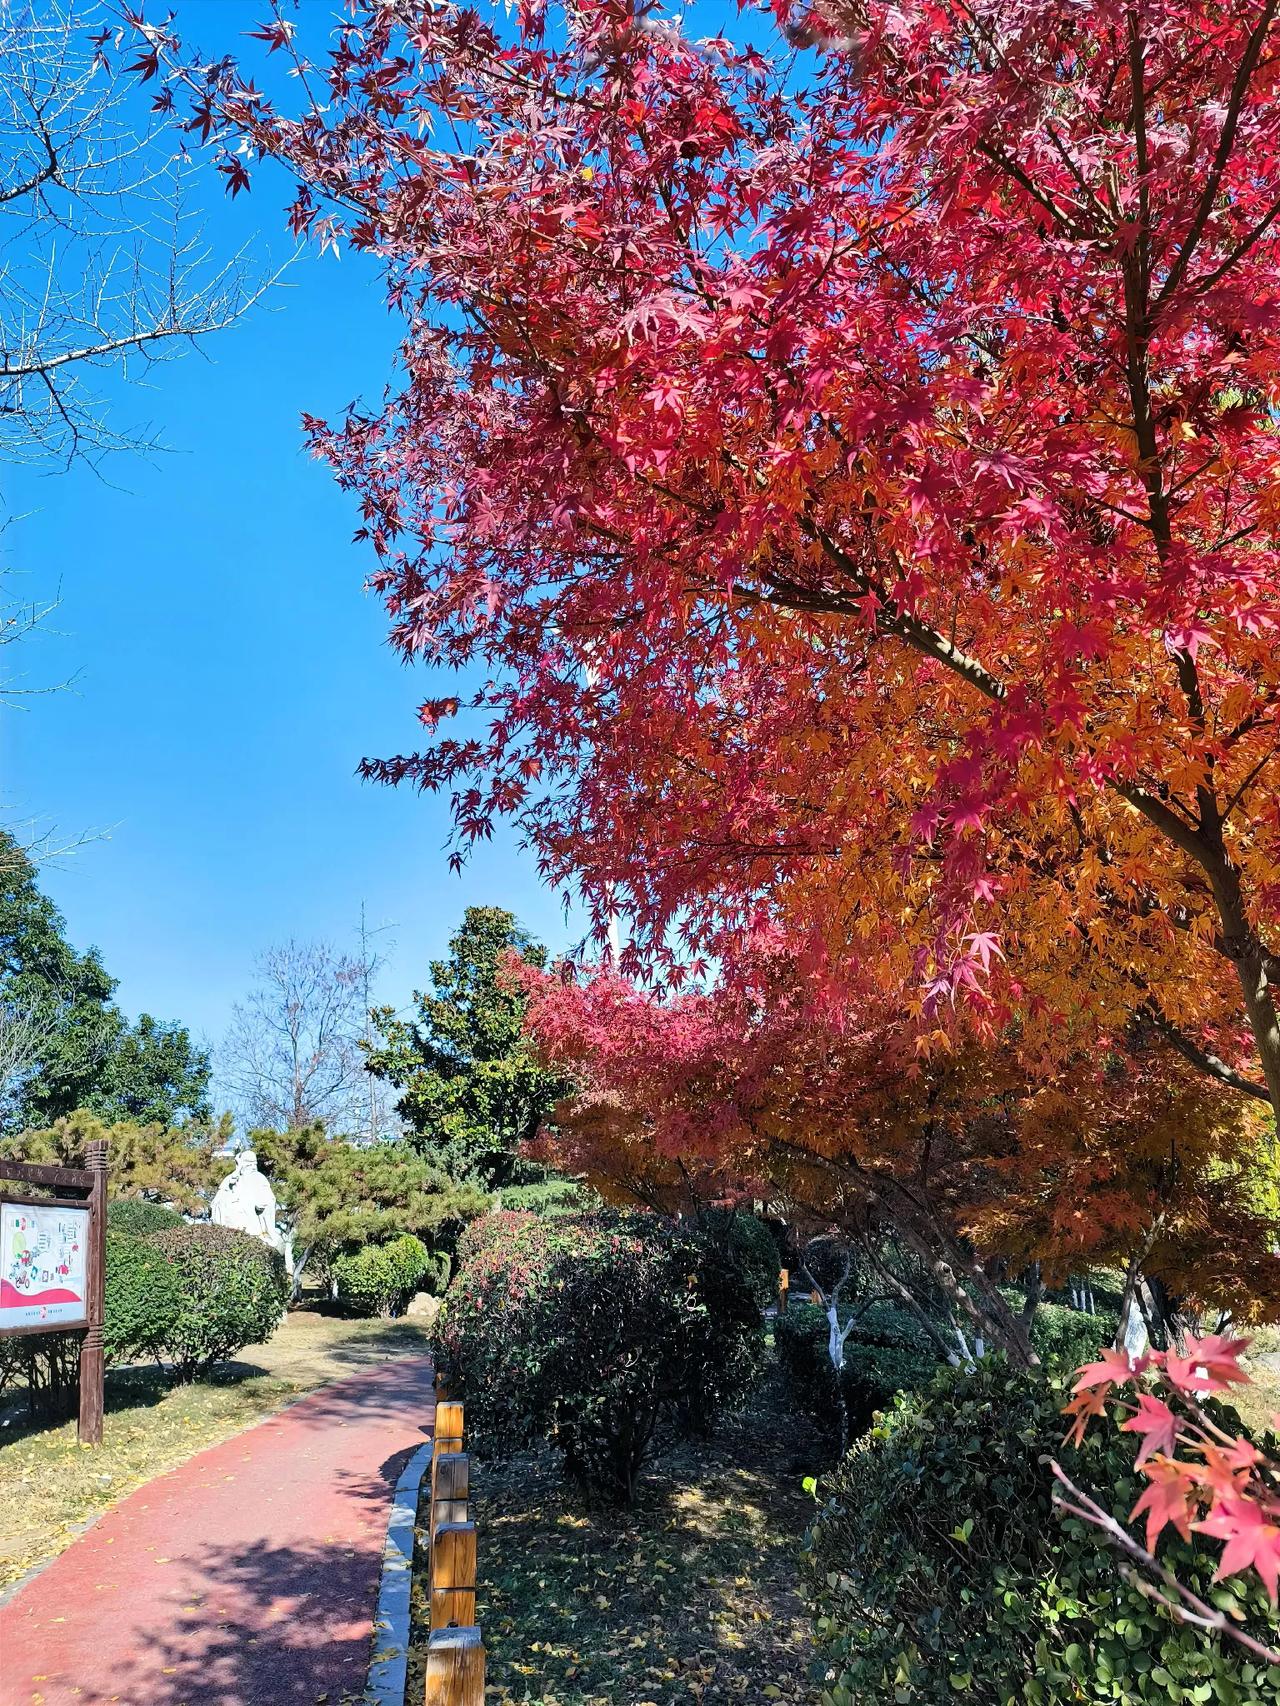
left=0, top=1201, right=90, bottom=1329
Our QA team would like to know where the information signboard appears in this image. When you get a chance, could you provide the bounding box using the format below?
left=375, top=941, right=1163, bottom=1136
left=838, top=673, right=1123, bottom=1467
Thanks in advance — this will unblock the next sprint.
left=0, top=1199, right=90, bottom=1331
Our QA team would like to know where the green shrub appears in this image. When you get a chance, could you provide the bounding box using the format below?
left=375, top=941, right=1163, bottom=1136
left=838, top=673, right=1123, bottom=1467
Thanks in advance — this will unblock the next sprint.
left=455, top=1208, right=537, bottom=1269
left=436, top=1210, right=764, bottom=1502
left=149, top=1223, right=288, bottom=1380
left=0, top=1332, right=81, bottom=1422
left=842, top=1299, right=939, bottom=1351
left=103, top=1232, right=183, bottom=1364
left=333, top=1233, right=436, bottom=1317
left=495, top=1178, right=596, bottom=1217
left=1028, top=1299, right=1117, bottom=1371
left=776, top=1302, right=938, bottom=1446
left=697, top=1208, right=781, bottom=1310
left=805, top=1358, right=1280, bottom=1704
left=106, top=1199, right=185, bottom=1238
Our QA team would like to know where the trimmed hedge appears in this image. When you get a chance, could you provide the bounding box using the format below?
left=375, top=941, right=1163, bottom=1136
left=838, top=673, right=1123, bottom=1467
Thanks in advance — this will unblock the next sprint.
left=805, top=1359, right=1280, bottom=1704
left=149, top=1223, right=288, bottom=1379
left=333, top=1233, right=441, bottom=1316
left=435, top=1210, right=764, bottom=1502
left=778, top=1298, right=1121, bottom=1451
left=697, top=1208, right=782, bottom=1310
left=455, top=1208, right=537, bottom=1270
left=495, top=1178, right=596, bottom=1217
left=1028, top=1298, right=1117, bottom=1372
left=103, top=1231, right=183, bottom=1365
left=105, top=1199, right=185, bottom=1238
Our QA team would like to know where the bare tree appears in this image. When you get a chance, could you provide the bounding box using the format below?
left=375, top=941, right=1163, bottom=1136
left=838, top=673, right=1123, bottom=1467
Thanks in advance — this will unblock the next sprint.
left=0, top=1, right=277, bottom=469
left=222, top=940, right=375, bottom=1135
left=355, top=902, right=401, bottom=1145
left=0, top=990, right=57, bottom=1132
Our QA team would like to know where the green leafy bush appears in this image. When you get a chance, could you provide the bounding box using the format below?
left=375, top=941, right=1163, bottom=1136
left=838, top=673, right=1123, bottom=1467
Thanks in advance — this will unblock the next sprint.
left=103, top=1231, right=183, bottom=1364
left=697, top=1208, right=781, bottom=1310
left=149, top=1223, right=288, bottom=1380
left=805, top=1359, right=1280, bottom=1704
left=496, top=1177, right=596, bottom=1217
left=0, top=1331, right=81, bottom=1421
left=455, top=1208, right=537, bottom=1269
left=106, top=1199, right=185, bottom=1238
left=333, top=1233, right=439, bottom=1316
left=1028, top=1299, right=1117, bottom=1371
left=776, top=1302, right=938, bottom=1446
left=435, top=1210, right=764, bottom=1502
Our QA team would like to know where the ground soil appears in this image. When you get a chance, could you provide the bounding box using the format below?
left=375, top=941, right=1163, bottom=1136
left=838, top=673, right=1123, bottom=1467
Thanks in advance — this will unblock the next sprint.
left=408, top=1364, right=826, bottom=1706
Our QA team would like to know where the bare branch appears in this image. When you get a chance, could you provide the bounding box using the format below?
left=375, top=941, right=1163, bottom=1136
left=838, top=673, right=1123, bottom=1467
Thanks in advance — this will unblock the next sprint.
left=0, top=1, right=284, bottom=470
left=1047, top=1460, right=1280, bottom=1666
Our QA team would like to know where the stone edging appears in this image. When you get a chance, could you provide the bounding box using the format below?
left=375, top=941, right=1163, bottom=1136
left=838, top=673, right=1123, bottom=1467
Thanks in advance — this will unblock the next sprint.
left=365, top=1439, right=431, bottom=1706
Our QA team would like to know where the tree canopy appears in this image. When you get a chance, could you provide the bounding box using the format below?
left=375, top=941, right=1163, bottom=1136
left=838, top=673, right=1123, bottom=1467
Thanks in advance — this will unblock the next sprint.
left=148, top=0, right=1280, bottom=1115
left=0, top=831, right=210, bottom=1132
left=523, top=951, right=1280, bottom=1361
left=1, top=1107, right=229, bottom=1214
left=364, top=906, right=564, bottom=1184
left=250, top=1123, right=489, bottom=1289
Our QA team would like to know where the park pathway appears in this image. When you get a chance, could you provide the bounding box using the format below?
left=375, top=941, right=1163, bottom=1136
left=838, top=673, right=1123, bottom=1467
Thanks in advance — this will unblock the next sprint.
left=0, top=1355, right=436, bottom=1706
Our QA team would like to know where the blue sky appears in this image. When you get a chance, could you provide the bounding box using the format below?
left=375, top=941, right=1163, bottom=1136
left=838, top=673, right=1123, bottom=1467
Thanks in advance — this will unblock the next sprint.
left=1, top=0, right=589, bottom=1102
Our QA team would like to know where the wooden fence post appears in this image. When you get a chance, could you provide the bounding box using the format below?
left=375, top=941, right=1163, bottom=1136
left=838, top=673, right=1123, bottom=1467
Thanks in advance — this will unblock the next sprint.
left=430, top=1400, right=465, bottom=1538
left=435, top=1399, right=464, bottom=1434
left=432, top=1451, right=469, bottom=1532
left=430, top=1520, right=478, bottom=1631
left=425, top=1624, right=484, bottom=1706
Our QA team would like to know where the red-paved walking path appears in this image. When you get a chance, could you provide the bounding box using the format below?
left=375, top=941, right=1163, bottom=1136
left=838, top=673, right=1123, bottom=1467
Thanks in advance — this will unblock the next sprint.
left=0, top=1356, right=436, bottom=1706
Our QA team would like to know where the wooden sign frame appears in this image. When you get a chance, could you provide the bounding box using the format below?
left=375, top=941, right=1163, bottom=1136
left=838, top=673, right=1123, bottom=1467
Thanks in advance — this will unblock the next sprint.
left=0, top=1141, right=108, bottom=1443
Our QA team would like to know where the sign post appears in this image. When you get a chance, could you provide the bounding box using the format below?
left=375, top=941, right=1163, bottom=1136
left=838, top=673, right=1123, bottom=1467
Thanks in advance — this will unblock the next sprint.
left=79, top=1140, right=108, bottom=1444
left=0, top=1144, right=108, bottom=1444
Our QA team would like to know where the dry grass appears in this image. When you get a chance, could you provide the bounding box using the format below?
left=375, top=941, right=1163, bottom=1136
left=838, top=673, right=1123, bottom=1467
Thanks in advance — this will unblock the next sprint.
left=408, top=1369, right=822, bottom=1706
left=1236, top=1324, right=1280, bottom=1438
left=0, top=1309, right=429, bottom=1594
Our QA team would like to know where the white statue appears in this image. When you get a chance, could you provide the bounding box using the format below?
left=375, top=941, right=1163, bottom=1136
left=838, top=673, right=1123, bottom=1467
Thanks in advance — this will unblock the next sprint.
left=211, top=1150, right=286, bottom=1256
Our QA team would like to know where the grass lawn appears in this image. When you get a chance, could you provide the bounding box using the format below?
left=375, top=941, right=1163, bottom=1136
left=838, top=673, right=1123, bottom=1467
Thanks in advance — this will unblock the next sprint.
left=1237, top=1323, right=1280, bottom=1437
left=0, top=1309, right=429, bottom=1594
left=408, top=1366, right=822, bottom=1706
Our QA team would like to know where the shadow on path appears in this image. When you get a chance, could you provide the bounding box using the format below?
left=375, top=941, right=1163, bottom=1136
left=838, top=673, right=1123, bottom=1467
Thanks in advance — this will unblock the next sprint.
left=0, top=1356, right=436, bottom=1706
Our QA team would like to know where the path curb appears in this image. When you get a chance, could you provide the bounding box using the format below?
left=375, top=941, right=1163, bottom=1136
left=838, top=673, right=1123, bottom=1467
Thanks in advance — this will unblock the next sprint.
left=365, top=1440, right=431, bottom=1705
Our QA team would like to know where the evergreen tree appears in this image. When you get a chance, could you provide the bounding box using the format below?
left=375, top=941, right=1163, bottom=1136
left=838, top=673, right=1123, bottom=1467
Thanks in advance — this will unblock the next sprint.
left=364, top=906, right=564, bottom=1184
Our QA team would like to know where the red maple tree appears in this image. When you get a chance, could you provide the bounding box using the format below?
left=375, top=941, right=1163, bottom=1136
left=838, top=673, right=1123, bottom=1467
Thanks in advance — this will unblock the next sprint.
left=137, top=0, right=1280, bottom=1108
left=133, top=0, right=1280, bottom=1616
left=518, top=945, right=1280, bottom=1361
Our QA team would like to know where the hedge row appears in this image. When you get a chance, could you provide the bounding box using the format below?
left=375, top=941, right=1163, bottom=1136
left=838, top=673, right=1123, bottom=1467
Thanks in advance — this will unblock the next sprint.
left=777, top=1296, right=1120, bottom=1448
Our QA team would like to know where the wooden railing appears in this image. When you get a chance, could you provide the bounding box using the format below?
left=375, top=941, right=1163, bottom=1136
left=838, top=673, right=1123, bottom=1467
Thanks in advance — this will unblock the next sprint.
left=424, top=1386, right=485, bottom=1706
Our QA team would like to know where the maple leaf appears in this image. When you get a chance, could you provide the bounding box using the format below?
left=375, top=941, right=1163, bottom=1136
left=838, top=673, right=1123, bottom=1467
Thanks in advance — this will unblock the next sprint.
left=1072, top=1347, right=1141, bottom=1395
left=1062, top=1384, right=1108, bottom=1448
left=1121, top=1394, right=1181, bottom=1467
left=1164, top=1334, right=1251, bottom=1395
left=1130, top=1457, right=1199, bottom=1549
left=1195, top=1497, right=1280, bottom=1603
